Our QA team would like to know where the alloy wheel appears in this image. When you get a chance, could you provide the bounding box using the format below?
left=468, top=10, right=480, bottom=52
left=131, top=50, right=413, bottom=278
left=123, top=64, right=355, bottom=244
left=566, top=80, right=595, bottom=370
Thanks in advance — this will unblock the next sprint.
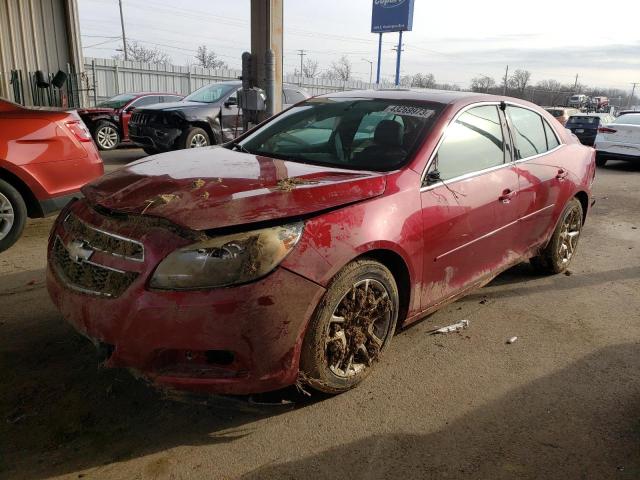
left=96, top=126, right=118, bottom=149
left=325, top=279, right=393, bottom=378
left=557, top=204, right=582, bottom=265
left=190, top=133, right=208, bottom=148
left=0, top=192, right=15, bottom=241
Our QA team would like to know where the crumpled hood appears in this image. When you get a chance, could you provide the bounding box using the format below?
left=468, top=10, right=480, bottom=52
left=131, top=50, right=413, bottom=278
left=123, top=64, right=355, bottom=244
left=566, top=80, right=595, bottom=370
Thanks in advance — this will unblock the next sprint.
left=82, top=147, right=387, bottom=231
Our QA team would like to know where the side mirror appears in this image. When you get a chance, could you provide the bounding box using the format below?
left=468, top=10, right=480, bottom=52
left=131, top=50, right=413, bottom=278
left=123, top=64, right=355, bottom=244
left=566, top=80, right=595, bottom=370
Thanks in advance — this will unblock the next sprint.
left=425, top=169, right=441, bottom=186
left=225, top=97, right=237, bottom=107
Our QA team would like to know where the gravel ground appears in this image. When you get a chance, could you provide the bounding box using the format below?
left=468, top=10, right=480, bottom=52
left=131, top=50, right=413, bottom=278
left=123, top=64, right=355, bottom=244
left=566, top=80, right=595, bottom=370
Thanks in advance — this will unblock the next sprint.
left=0, top=153, right=638, bottom=480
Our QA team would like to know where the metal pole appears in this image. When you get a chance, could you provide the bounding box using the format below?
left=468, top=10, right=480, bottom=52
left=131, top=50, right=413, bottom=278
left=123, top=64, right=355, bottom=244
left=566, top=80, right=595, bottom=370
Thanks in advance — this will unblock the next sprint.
left=118, top=0, right=128, bottom=61
left=627, top=83, right=638, bottom=109
left=265, top=49, right=275, bottom=117
left=376, top=33, right=382, bottom=84
left=91, top=59, right=97, bottom=106
left=503, top=65, right=509, bottom=95
left=394, top=30, right=403, bottom=86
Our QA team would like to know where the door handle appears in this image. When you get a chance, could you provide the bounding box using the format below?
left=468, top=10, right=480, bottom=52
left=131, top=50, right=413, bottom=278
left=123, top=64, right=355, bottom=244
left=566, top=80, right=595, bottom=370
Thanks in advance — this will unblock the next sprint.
left=498, top=189, right=516, bottom=204
left=556, top=168, right=568, bottom=180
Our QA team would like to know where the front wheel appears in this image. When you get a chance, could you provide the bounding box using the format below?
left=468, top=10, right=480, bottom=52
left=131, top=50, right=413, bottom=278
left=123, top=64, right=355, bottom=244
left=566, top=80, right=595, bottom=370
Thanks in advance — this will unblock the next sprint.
left=0, top=179, right=27, bottom=253
left=93, top=121, right=120, bottom=151
left=182, top=127, right=210, bottom=149
left=300, top=259, right=399, bottom=394
left=530, top=198, right=583, bottom=274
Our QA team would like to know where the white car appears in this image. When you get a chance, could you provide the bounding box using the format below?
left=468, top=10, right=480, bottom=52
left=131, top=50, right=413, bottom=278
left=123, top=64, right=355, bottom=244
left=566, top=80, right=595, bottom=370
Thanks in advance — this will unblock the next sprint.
left=594, top=113, right=640, bottom=167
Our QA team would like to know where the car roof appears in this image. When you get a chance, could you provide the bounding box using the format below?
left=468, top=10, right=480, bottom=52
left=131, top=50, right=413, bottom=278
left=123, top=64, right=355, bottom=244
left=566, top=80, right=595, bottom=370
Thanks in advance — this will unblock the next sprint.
left=315, top=88, right=506, bottom=106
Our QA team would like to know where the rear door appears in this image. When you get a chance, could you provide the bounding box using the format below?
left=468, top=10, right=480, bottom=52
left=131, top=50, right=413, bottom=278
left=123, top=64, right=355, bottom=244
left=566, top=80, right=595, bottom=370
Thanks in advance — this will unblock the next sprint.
left=420, top=104, right=521, bottom=308
left=506, top=105, right=568, bottom=250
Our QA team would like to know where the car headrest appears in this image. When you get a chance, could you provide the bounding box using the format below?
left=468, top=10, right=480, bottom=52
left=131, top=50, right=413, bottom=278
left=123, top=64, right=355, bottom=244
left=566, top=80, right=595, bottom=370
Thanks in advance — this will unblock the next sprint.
left=374, top=120, right=404, bottom=147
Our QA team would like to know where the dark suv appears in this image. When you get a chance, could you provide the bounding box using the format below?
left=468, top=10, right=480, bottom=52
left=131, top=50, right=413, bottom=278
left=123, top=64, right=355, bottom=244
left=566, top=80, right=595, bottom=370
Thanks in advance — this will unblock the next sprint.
left=128, top=81, right=310, bottom=152
left=566, top=113, right=615, bottom=146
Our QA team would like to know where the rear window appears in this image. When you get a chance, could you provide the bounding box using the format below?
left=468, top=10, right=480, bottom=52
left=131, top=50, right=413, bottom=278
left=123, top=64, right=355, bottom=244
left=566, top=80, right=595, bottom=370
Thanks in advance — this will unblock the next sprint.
left=567, top=116, right=599, bottom=125
left=613, top=114, right=640, bottom=126
left=546, top=109, right=564, bottom=118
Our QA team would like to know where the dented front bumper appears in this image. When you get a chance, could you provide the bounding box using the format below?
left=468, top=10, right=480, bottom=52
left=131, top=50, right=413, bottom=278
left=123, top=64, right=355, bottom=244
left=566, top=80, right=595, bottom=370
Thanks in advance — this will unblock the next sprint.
left=46, top=200, right=325, bottom=395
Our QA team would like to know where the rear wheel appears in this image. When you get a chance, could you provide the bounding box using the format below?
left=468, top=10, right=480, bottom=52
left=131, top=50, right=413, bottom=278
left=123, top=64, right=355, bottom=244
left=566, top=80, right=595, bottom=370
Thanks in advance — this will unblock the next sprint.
left=531, top=198, right=583, bottom=274
left=0, top=179, right=27, bottom=253
left=182, top=127, right=210, bottom=149
left=93, top=121, right=120, bottom=151
left=300, top=259, right=399, bottom=394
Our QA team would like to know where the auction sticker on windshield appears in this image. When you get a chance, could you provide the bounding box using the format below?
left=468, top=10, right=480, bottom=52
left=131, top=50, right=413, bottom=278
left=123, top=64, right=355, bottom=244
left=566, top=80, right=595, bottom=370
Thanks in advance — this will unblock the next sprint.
left=384, top=105, right=436, bottom=118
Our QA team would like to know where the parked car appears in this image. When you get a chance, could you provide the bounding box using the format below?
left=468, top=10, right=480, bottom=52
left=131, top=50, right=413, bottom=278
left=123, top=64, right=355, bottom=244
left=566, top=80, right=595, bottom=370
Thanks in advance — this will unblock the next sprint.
left=545, top=107, right=580, bottom=127
left=591, top=96, right=609, bottom=112
left=77, top=92, right=183, bottom=151
left=128, top=81, right=310, bottom=153
left=566, top=113, right=615, bottom=146
left=0, top=99, right=103, bottom=252
left=47, top=90, right=595, bottom=395
left=594, top=112, right=640, bottom=166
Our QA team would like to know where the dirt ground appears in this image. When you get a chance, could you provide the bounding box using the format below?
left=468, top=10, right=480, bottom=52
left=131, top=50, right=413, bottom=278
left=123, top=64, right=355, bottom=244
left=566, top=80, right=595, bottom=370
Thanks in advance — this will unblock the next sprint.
left=1, top=152, right=639, bottom=480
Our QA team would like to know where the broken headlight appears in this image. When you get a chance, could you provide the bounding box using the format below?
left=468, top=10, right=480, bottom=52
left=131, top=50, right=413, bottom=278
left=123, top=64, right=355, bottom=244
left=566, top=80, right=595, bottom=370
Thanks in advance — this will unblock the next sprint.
left=149, top=222, right=304, bottom=290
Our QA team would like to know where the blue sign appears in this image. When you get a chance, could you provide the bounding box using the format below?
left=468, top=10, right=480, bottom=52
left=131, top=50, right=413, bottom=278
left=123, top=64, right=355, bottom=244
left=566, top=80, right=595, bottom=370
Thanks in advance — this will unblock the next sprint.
left=371, top=0, right=415, bottom=33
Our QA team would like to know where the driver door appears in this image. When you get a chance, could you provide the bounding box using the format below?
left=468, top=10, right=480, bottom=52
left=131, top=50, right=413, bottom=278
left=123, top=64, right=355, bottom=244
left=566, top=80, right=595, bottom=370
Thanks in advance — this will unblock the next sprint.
left=420, top=104, right=521, bottom=308
left=221, top=89, right=243, bottom=141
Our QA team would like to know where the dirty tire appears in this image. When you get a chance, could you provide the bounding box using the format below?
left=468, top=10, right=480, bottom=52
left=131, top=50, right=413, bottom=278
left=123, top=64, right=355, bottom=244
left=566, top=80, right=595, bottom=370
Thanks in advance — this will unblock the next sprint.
left=181, top=127, right=210, bottom=149
left=595, top=157, right=607, bottom=167
left=300, top=259, right=399, bottom=394
left=93, top=121, right=120, bottom=151
left=531, top=197, right=583, bottom=274
left=143, top=147, right=159, bottom=155
left=0, top=179, right=27, bottom=253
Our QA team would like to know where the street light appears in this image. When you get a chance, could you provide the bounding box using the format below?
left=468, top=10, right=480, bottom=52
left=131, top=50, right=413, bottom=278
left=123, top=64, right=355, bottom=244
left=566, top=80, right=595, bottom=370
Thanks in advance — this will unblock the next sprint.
left=362, top=58, right=373, bottom=85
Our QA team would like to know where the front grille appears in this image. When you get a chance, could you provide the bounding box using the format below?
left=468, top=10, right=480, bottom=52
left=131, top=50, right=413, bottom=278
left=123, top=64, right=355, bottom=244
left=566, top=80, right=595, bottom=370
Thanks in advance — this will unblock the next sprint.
left=52, top=237, right=138, bottom=298
left=64, top=213, right=144, bottom=261
left=130, top=112, right=155, bottom=125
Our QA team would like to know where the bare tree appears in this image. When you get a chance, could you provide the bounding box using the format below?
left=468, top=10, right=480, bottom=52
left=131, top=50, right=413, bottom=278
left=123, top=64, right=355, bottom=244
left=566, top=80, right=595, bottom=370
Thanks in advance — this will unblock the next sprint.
left=194, top=45, right=228, bottom=69
left=536, top=79, right=564, bottom=105
left=470, top=75, right=496, bottom=93
left=302, top=58, right=319, bottom=78
left=325, top=55, right=353, bottom=82
left=508, top=69, right=532, bottom=96
left=113, top=41, right=171, bottom=64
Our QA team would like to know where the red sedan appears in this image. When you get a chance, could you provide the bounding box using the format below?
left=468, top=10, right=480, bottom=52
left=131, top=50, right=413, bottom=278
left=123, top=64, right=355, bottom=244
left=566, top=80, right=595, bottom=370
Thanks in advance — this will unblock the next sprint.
left=47, top=90, right=595, bottom=395
left=77, top=92, right=183, bottom=151
left=0, top=99, right=103, bottom=252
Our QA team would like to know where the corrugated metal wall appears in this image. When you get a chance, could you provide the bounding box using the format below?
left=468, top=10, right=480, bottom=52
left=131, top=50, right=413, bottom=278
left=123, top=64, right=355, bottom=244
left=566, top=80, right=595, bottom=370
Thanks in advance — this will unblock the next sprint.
left=0, top=0, right=81, bottom=105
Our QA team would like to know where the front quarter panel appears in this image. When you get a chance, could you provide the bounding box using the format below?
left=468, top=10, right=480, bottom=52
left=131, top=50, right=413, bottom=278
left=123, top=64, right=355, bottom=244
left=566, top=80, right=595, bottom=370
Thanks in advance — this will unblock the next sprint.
left=281, top=169, right=424, bottom=317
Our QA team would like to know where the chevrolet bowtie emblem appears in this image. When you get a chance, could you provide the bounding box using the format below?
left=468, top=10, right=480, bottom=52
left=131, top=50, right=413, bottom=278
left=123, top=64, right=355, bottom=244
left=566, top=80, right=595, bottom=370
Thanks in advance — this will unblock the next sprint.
left=66, top=239, right=94, bottom=264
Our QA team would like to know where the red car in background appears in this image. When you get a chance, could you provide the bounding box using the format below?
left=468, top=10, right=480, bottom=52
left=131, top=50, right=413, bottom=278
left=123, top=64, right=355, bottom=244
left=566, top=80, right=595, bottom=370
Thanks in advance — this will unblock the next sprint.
left=47, top=91, right=595, bottom=396
left=0, top=99, right=103, bottom=252
left=77, top=92, right=183, bottom=151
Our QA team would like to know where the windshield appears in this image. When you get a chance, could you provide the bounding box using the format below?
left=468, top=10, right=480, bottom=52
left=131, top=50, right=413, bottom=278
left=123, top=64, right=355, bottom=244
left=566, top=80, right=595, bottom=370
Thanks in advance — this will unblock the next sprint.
left=97, top=94, right=138, bottom=109
left=184, top=83, right=236, bottom=103
left=236, top=98, right=443, bottom=171
left=613, top=114, right=640, bottom=126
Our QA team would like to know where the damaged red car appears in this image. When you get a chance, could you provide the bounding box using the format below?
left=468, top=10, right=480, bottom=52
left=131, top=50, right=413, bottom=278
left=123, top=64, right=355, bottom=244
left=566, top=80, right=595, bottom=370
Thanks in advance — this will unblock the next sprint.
left=47, top=90, right=595, bottom=395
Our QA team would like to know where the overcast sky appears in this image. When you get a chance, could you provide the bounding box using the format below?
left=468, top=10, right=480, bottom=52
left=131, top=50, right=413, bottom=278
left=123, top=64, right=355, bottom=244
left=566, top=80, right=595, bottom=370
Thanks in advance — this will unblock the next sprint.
left=79, top=0, right=640, bottom=92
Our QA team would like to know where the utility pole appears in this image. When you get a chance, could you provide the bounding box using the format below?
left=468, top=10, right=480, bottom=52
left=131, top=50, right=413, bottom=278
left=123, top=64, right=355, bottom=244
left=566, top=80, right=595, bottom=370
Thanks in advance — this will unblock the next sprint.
left=297, top=49, right=306, bottom=85
left=392, top=33, right=404, bottom=86
left=362, top=58, right=373, bottom=85
left=573, top=73, right=579, bottom=91
left=118, top=0, right=128, bottom=61
left=627, top=82, right=639, bottom=109
left=502, top=65, right=509, bottom=95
